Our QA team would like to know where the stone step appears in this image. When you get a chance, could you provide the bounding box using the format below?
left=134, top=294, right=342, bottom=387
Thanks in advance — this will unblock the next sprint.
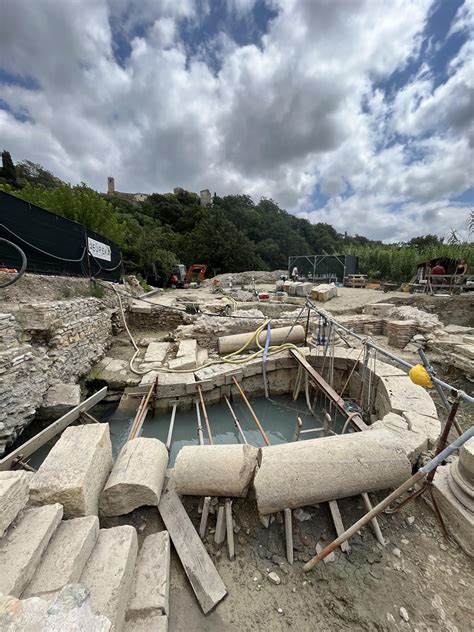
left=0, top=470, right=30, bottom=538
left=0, top=503, right=63, bottom=597
left=80, top=526, right=138, bottom=632
left=126, top=531, right=170, bottom=622
left=29, top=423, right=113, bottom=518
left=23, top=515, right=99, bottom=600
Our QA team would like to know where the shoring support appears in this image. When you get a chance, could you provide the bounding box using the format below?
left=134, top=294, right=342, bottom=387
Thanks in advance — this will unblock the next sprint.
left=128, top=378, right=157, bottom=441
left=197, top=384, right=213, bottom=445
left=289, top=349, right=368, bottom=431
left=195, top=398, right=212, bottom=540
left=231, top=376, right=271, bottom=446
left=303, top=424, right=474, bottom=570
left=223, top=395, right=248, bottom=444
left=284, top=508, right=294, bottom=564
left=225, top=498, right=235, bottom=561
left=305, top=298, right=474, bottom=406
left=166, top=403, right=177, bottom=451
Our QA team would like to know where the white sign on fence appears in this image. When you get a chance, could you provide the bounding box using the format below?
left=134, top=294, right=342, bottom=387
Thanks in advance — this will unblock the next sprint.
left=88, top=237, right=111, bottom=262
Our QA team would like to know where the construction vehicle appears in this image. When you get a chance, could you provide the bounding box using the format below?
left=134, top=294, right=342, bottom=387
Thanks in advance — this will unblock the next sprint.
left=169, top=264, right=207, bottom=288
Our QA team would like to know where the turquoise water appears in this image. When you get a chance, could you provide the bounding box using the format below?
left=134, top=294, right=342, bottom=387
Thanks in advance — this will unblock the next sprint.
left=97, top=394, right=345, bottom=466
left=25, top=394, right=345, bottom=469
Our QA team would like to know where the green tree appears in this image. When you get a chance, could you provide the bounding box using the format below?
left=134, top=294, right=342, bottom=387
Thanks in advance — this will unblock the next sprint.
left=0, top=150, right=17, bottom=187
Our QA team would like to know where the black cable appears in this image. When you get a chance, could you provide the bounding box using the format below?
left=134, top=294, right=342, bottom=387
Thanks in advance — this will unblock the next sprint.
left=0, top=223, right=86, bottom=262
left=0, top=238, right=27, bottom=288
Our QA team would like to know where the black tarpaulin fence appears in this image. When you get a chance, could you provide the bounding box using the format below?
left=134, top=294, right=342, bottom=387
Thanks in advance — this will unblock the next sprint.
left=0, top=191, right=122, bottom=282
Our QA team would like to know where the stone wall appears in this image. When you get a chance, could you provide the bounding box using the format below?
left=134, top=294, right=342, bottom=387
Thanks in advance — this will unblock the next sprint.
left=0, top=297, right=120, bottom=455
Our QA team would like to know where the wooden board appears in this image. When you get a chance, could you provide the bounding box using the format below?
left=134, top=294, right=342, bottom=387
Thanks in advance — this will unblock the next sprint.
left=289, top=350, right=368, bottom=431
left=158, top=478, right=227, bottom=614
left=328, top=500, right=351, bottom=553
left=0, top=387, right=108, bottom=471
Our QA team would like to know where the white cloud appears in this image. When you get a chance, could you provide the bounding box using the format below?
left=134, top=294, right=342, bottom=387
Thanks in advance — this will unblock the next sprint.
left=0, top=0, right=473, bottom=242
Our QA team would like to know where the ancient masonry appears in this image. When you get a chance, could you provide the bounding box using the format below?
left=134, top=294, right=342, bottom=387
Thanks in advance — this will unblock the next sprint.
left=0, top=289, right=131, bottom=454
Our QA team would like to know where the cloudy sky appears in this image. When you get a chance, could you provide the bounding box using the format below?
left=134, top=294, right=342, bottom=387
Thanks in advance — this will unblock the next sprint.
left=1, top=0, right=473, bottom=242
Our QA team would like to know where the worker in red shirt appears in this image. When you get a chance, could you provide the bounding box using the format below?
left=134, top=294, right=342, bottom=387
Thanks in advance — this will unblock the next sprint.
left=431, top=261, right=446, bottom=275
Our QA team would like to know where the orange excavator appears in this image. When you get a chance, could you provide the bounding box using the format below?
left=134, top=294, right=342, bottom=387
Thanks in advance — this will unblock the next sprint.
left=169, top=263, right=207, bottom=288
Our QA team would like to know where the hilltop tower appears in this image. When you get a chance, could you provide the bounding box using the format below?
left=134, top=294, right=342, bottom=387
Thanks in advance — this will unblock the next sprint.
left=107, top=176, right=115, bottom=196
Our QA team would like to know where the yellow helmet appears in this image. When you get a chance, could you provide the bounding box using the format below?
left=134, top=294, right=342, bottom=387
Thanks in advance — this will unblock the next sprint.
left=409, top=364, right=433, bottom=388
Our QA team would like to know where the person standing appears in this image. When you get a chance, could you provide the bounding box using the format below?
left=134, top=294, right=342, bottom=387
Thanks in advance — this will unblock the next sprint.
left=291, top=266, right=299, bottom=281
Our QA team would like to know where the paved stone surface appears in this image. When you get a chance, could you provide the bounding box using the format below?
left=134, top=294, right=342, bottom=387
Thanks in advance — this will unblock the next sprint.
left=176, top=339, right=197, bottom=358
left=23, top=516, right=99, bottom=599
left=0, top=503, right=63, bottom=597
left=127, top=531, right=170, bottom=618
left=80, top=526, right=138, bottom=632
left=100, top=438, right=168, bottom=517
left=0, top=470, right=30, bottom=538
left=376, top=375, right=438, bottom=419
left=29, top=423, right=113, bottom=518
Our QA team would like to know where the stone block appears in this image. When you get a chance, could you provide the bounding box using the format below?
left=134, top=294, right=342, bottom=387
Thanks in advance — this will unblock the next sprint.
left=0, top=470, right=30, bottom=538
left=29, top=424, right=113, bottom=518
left=371, top=414, right=428, bottom=465
left=99, top=438, right=168, bottom=517
left=152, top=371, right=195, bottom=398
left=362, top=303, right=393, bottom=317
left=0, top=504, right=63, bottom=597
left=143, top=342, right=171, bottom=363
left=431, top=465, right=474, bottom=557
left=402, top=411, right=441, bottom=448
left=376, top=375, right=438, bottom=419
left=80, top=526, right=138, bottom=632
left=23, top=515, right=99, bottom=600
left=39, top=383, right=81, bottom=419
left=460, top=345, right=474, bottom=360
left=127, top=531, right=170, bottom=619
left=177, top=339, right=197, bottom=358
left=458, top=437, right=474, bottom=485
left=167, top=355, right=196, bottom=370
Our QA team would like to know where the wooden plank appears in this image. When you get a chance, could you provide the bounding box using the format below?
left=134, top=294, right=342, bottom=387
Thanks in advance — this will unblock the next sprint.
left=0, top=387, right=108, bottom=471
left=225, top=499, right=235, bottom=561
left=328, top=500, right=351, bottom=553
left=284, top=508, right=294, bottom=564
left=158, top=478, right=227, bottom=614
left=289, top=349, right=368, bottom=431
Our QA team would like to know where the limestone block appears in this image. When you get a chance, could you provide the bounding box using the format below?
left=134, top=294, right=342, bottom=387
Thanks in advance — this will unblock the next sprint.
left=127, top=531, right=170, bottom=619
left=370, top=414, right=428, bottom=465
left=125, top=613, right=168, bottom=632
left=194, top=364, right=226, bottom=389
left=0, top=585, right=112, bottom=632
left=29, top=424, right=113, bottom=518
left=177, top=339, right=197, bottom=358
left=143, top=342, right=171, bottom=364
left=141, top=371, right=195, bottom=397
left=167, top=355, right=196, bottom=370
left=376, top=375, right=438, bottom=419
left=460, top=345, right=474, bottom=360
left=100, top=438, right=168, bottom=517
left=0, top=470, right=30, bottom=537
left=431, top=465, right=474, bottom=557
left=174, top=444, right=260, bottom=497
left=0, top=504, right=63, bottom=597
left=458, top=437, right=474, bottom=485
left=80, top=526, right=138, bottom=632
left=39, top=383, right=81, bottom=419
left=254, top=430, right=411, bottom=515
left=363, top=303, right=393, bottom=317
left=402, top=411, right=441, bottom=448
left=23, top=516, right=99, bottom=600
left=92, top=358, right=140, bottom=389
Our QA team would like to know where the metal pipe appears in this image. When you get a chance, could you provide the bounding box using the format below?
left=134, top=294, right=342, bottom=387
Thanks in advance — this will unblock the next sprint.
left=195, top=400, right=205, bottom=446
left=166, top=404, right=177, bottom=451
left=197, top=384, right=213, bottom=445
left=303, top=425, right=474, bottom=570
left=231, top=376, right=271, bottom=446
left=305, top=299, right=474, bottom=405
left=223, top=395, right=248, bottom=444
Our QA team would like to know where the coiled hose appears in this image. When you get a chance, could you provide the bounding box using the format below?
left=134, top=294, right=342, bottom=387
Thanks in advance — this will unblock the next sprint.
left=0, top=238, right=27, bottom=288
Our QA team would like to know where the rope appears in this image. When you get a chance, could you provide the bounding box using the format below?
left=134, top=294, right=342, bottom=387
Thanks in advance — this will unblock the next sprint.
left=0, top=238, right=27, bottom=288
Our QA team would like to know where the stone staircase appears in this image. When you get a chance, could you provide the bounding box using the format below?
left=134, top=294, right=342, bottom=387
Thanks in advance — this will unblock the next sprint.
left=0, top=428, right=171, bottom=631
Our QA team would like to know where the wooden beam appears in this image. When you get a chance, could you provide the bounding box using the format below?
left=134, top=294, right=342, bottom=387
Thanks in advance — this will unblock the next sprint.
left=289, top=349, right=368, bottom=431
left=328, top=500, right=351, bottom=553
left=158, top=478, right=227, bottom=614
left=0, top=387, right=108, bottom=471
